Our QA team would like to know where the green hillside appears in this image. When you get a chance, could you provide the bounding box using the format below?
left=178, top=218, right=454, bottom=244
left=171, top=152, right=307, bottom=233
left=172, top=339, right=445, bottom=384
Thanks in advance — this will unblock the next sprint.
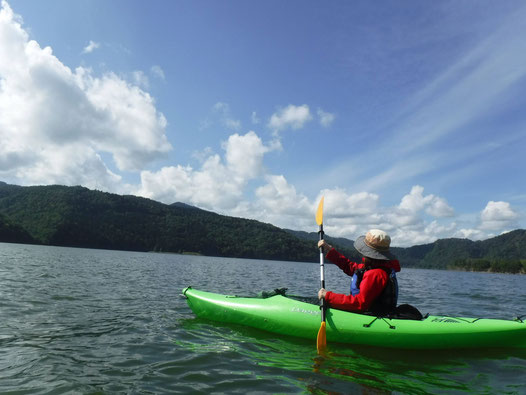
left=0, top=212, right=36, bottom=244
left=0, top=183, right=315, bottom=262
left=283, top=229, right=360, bottom=261
left=0, top=182, right=525, bottom=273
left=289, top=226, right=526, bottom=273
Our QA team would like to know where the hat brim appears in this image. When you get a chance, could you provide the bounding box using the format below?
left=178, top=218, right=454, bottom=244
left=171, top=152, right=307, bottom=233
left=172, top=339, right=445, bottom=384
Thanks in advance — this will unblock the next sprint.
left=354, top=235, right=396, bottom=261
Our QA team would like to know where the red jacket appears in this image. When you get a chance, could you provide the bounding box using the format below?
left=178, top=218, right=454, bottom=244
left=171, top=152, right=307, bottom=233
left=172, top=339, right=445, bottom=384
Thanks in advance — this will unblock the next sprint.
left=324, top=248, right=401, bottom=312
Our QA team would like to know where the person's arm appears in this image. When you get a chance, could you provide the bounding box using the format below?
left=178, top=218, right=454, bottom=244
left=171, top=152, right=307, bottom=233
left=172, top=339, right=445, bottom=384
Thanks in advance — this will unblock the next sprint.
left=323, top=269, right=388, bottom=312
left=317, top=240, right=360, bottom=276
left=325, top=248, right=359, bottom=276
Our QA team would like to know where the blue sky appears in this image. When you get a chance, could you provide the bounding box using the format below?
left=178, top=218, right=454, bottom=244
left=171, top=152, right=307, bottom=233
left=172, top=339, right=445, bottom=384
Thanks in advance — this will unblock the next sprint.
left=1, top=0, right=525, bottom=246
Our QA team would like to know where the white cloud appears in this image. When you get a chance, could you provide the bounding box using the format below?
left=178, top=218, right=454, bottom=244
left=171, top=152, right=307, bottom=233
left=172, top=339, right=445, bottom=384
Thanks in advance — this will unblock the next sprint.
left=192, top=146, right=214, bottom=163
left=426, top=196, right=455, bottom=218
left=1, top=1, right=522, bottom=248
left=138, top=157, right=242, bottom=209
left=391, top=220, right=458, bottom=247
left=455, top=228, right=487, bottom=240
left=318, top=188, right=381, bottom=238
left=82, top=40, right=100, bottom=54
left=131, top=70, right=149, bottom=89
left=15, top=145, right=122, bottom=190
left=242, top=174, right=314, bottom=231
left=78, top=71, right=171, bottom=171
left=137, top=131, right=278, bottom=210
left=479, top=201, right=518, bottom=230
left=322, top=188, right=520, bottom=246
left=295, top=185, right=458, bottom=246
left=0, top=1, right=171, bottom=189
left=268, top=104, right=313, bottom=132
left=322, top=188, right=380, bottom=219
left=398, top=185, right=454, bottom=218
left=317, top=108, right=335, bottom=127
left=375, top=186, right=456, bottom=239
left=255, top=175, right=312, bottom=216
left=223, top=132, right=270, bottom=179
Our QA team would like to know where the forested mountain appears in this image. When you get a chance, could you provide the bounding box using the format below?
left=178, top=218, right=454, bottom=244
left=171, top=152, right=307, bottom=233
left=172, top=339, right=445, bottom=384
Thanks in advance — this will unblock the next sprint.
left=0, top=212, right=36, bottom=244
left=0, top=182, right=525, bottom=272
left=284, top=229, right=356, bottom=251
left=289, top=228, right=526, bottom=273
left=0, top=182, right=315, bottom=262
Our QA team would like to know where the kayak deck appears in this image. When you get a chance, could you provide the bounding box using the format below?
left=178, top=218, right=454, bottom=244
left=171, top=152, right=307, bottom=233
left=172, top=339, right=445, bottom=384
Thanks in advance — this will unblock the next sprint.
left=183, top=287, right=526, bottom=350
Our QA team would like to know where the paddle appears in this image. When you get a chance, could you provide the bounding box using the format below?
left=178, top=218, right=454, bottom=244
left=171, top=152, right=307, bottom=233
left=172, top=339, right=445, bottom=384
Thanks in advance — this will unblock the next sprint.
left=316, top=196, right=327, bottom=353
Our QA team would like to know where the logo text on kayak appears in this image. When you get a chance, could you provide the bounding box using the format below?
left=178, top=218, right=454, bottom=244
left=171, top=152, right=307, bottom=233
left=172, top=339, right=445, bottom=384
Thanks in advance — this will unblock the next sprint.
left=291, top=307, right=320, bottom=316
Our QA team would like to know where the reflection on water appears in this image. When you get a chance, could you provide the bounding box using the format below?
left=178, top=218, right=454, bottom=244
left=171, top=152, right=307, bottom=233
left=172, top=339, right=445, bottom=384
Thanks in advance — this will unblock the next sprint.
left=0, top=242, right=525, bottom=393
left=179, top=316, right=526, bottom=394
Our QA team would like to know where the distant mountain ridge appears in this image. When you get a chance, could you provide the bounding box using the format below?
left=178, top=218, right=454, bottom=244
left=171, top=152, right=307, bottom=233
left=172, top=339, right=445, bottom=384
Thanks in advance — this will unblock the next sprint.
left=0, top=182, right=525, bottom=271
left=287, top=228, right=526, bottom=270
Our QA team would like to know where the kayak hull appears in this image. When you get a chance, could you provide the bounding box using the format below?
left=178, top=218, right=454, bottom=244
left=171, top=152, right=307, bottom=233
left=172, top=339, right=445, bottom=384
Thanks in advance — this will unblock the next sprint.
left=183, top=287, right=526, bottom=350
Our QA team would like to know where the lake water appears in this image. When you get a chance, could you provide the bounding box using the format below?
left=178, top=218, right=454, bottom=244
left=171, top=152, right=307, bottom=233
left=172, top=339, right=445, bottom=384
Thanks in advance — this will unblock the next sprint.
left=1, top=242, right=525, bottom=394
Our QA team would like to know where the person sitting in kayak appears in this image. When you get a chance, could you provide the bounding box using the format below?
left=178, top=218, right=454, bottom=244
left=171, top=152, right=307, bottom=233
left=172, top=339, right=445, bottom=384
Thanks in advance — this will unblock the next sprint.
left=317, top=229, right=401, bottom=315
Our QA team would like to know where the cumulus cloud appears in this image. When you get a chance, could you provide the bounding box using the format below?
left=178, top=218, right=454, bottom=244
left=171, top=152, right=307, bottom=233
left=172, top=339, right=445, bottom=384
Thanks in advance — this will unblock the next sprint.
left=15, top=145, right=123, bottom=190
left=224, top=181, right=464, bottom=247
left=454, top=201, right=519, bottom=240
left=318, top=188, right=381, bottom=237
left=138, top=158, right=242, bottom=209
left=137, top=131, right=278, bottom=210
left=391, top=220, right=458, bottom=247
left=0, top=1, right=521, bottom=248
left=268, top=104, right=313, bottom=132
left=322, top=188, right=380, bottom=220
left=223, top=132, right=270, bottom=179
left=0, top=1, right=171, bottom=188
left=316, top=187, right=521, bottom=246
left=295, top=185, right=458, bottom=246
left=398, top=186, right=454, bottom=218
left=139, top=159, right=519, bottom=245
left=375, top=186, right=455, bottom=242
left=317, top=108, right=335, bottom=127
left=256, top=175, right=312, bottom=216
left=479, top=201, right=519, bottom=230
left=82, top=40, right=100, bottom=54
left=455, top=227, right=487, bottom=240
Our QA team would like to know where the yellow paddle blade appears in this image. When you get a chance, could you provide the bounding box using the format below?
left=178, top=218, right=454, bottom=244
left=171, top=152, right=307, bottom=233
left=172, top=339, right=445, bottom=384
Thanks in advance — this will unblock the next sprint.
left=317, top=321, right=327, bottom=354
left=315, top=196, right=324, bottom=226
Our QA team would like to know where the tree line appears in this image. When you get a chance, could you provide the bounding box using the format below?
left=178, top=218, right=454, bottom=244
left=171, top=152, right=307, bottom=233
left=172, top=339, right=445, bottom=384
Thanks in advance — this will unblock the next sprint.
left=449, top=258, right=526, bottom=274
left=1, top=182, right=525, bottom=273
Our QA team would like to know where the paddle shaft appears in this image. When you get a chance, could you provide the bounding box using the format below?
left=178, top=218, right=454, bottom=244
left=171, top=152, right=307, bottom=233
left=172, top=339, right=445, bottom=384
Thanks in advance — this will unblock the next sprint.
left=318, top=224, right=326, bottom=322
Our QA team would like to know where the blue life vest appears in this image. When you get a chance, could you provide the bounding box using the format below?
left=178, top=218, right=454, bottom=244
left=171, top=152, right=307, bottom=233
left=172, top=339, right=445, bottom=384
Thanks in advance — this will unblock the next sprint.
left=350, top=267, right=398, bottom=315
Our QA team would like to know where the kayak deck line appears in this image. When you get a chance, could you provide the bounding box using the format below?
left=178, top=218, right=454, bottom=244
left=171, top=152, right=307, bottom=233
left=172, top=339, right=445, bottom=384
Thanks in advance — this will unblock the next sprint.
left=183, top=287, right=526, bottom=350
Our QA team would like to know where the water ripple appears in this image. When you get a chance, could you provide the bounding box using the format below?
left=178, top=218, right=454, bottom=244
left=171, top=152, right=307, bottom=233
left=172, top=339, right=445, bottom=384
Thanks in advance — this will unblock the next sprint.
left=0, top=242, right=525, bottom=393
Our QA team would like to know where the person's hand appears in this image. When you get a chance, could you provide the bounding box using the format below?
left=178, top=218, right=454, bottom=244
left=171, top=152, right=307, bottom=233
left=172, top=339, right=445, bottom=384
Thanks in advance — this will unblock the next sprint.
left=317, top=240, right=333, bottom=253
left=318, top=288, right=327, bottom=300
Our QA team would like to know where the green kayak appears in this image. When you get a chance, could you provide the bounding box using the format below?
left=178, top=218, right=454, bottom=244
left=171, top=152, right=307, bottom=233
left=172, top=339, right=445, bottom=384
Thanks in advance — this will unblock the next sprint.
left=183, top=287, right=526, bottom=350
